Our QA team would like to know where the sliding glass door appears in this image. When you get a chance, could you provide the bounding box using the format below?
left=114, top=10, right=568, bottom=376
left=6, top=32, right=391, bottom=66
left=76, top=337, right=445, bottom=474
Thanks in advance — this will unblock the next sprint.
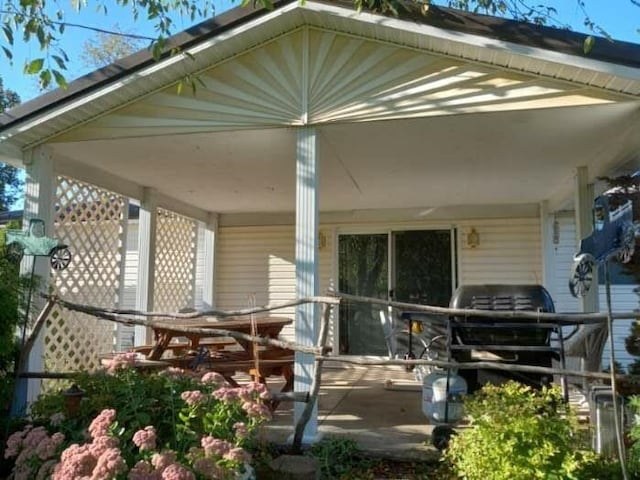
left=338, top=229, right=455, bottom=355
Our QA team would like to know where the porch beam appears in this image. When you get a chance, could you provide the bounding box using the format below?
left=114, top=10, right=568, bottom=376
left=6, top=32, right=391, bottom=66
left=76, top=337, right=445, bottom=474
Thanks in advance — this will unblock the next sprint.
left=294, top=125, right=320, bottom=443
left=14, top=147, right=56, bottom=413
left=55, top=156, right=210, bottom=223
left=135, top=187, right=158, bottom=345
left=155, top=193, right=210, bottom=224
left=574, top=166, right=599, bottom=313
left=55, top=156, right=144, bottom=201
left=0, top=142, right=24, bottom=168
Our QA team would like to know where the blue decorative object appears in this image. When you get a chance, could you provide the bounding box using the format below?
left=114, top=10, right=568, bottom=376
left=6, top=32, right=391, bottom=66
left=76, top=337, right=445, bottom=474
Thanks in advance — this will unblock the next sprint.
left=569, top=195, right=635, bottom=297
left=5, top=218, right=72, bottom=270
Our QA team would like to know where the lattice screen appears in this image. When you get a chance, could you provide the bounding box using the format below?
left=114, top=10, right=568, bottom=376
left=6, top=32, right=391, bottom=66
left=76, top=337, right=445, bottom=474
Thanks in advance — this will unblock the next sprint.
left=44, top=176, right=126, bottom=372
left=153, top=208, right=197, bottom=313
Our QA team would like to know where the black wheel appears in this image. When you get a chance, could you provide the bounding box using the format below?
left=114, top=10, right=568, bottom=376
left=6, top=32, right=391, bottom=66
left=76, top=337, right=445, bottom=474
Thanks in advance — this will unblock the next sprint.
left=50, top=247, right=72, bottom=270
left=432, top=425, right=455, bottom=450
left=6, top=243, right=24, bottom=264
left=617, top=221, right=635, bottom=264
left=569, top=254, right=595, bottom=298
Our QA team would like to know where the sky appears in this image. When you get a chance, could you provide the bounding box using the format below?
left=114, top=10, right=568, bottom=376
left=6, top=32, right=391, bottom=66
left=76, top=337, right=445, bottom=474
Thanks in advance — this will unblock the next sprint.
left=1, top=1, right=639, bottom=102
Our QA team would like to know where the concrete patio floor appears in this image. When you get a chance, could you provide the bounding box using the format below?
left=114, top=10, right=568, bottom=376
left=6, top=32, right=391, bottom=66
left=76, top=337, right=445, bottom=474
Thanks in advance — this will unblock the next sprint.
left=260, top=364, right=441, bottom=461
left=257, top=363, right=591, bottom=462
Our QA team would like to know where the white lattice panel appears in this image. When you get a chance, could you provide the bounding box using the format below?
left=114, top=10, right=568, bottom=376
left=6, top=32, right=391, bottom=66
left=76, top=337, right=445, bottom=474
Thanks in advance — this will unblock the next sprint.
left=44, top=176, right=126, bottom=372
left=153, top=208, right=197, bottom=313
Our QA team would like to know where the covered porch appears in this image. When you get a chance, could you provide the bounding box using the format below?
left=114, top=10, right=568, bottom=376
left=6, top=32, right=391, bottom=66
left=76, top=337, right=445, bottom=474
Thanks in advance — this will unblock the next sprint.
left=1, top=0, right=640, bottom=441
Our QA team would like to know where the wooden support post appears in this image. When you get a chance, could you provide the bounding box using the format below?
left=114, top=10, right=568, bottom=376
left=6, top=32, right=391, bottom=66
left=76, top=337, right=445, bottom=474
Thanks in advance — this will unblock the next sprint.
left=292, top=302, right=332, bottom=453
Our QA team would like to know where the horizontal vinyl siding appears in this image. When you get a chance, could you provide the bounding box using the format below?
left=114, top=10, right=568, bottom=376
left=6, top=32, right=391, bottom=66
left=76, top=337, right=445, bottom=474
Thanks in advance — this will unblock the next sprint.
left=550, top=215, right=580, bottom=314
left=194, top=225, right=206, bottom=310
left=552, top=214, right=639, bottom=371
left=216, top=225, right=334, bottom=343
left=458, top=218, right=542, bottom=285
left=116, top=222, right=139, bottom=351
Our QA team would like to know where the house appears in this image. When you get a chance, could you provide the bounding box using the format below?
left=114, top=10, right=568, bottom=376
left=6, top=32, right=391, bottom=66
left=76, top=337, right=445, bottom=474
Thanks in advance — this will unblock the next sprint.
left=1, top=0, right=640, bottom=439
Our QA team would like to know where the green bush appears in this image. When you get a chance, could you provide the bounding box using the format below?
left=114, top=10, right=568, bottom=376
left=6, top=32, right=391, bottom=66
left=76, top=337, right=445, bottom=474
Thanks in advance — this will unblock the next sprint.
left=443, top=381, right=604, bottom=480
left=6, top=359, right=273, bottom=478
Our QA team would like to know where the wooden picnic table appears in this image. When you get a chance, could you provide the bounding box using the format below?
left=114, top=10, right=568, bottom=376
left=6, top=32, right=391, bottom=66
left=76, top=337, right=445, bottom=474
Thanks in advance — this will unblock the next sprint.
left=146, top=316, right=293, bottom=361
left=145, top=316, right=295, bottom=404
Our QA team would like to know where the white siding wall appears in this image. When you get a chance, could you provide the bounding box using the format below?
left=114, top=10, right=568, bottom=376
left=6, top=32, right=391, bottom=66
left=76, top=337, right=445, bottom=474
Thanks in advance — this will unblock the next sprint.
left=457, top=218, right=542, bottom=285
left=114, top=212, right=640, bottom=370
left=216, top=225, right=333, bottom=343
left=550, top=213, right=638, bottom=370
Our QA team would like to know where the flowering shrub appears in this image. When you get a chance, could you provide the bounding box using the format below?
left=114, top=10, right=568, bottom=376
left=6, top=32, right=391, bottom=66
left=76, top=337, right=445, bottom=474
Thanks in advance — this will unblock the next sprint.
left=5, top=355, right=273, bottom=479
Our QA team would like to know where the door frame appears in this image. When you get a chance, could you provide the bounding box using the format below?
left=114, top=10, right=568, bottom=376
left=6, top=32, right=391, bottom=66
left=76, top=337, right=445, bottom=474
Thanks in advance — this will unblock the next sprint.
left=332, top=224, right=459, bottom=357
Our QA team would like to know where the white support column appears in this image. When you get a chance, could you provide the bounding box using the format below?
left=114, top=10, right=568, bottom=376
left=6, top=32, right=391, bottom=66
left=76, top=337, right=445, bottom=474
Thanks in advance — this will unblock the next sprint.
left=201, top=212, right=219, bottom=310
left=19, top=148, right=56, bottom=409
left=135, top=188, right=158, bottom=345
left=293, top=126, right=320, bottom=442
left=574, top=167, right=599, bottom=313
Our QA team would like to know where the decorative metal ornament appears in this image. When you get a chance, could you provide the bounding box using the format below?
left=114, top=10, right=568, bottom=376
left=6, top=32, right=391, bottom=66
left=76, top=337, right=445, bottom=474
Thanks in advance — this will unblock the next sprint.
left=569, top=196, right=635, bottom=298
left=5, top=218, right=72, bottom=270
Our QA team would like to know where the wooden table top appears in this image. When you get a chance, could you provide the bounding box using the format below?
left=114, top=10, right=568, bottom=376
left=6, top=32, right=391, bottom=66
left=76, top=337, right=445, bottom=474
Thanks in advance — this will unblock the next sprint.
left=152, top=316, right=293, bottom=331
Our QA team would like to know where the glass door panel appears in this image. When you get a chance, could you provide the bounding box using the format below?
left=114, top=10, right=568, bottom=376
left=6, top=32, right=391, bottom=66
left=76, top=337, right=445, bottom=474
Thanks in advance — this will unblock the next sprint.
left=338, top=233, right=389, bottom=355
left=393, top=230, right=452, bottom=307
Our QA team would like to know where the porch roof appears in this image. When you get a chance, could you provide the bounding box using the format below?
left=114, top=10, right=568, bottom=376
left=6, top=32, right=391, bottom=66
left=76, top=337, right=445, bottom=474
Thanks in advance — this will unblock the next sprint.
left=1, top=1, right=640, bottom=219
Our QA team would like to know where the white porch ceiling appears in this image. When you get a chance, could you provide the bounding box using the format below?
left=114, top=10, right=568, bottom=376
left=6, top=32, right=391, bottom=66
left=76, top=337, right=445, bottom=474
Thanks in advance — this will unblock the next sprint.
left=49, top=101, right=640, bottom=216
left=53, top=28, right=623, bottom=143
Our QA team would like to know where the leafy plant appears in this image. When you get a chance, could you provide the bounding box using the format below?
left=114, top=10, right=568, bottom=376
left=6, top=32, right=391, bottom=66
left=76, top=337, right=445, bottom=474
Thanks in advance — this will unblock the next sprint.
left=307, top=436, right=375, bottom=479
left=443, top=381, right=603, bottom=480
left=7, top=358, right=273, bottom=478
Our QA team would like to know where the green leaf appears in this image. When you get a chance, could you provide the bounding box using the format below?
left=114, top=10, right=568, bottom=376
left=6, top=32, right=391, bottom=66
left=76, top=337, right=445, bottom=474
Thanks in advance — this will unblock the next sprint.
left=2, top=25, right=13, bottom=45
left=52, top=70, right=68, bottom=89
left=52, top=55, right=66, bottom=70
left=36, top=25, right=46, bottom=46
left=1, top=46, right=12, bottom=61
left=583, top=35, right=595, bottom=54
left=176, top=80, right=184, bottom=95
left=24, top=58, right=44, bottom=74
left=39, top=69, right=51, bottom=90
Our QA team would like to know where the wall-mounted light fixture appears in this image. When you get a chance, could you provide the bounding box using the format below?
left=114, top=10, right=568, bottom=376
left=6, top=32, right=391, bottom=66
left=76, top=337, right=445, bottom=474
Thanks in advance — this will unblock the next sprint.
left=467, top=227, right=480, bottom=249
left=319, top=231, right=327, bottom=250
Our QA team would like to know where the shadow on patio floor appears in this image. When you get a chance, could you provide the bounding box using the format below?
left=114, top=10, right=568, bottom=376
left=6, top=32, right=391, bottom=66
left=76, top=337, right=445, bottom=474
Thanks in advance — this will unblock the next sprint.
left=259, top=364, right=441, bottom=462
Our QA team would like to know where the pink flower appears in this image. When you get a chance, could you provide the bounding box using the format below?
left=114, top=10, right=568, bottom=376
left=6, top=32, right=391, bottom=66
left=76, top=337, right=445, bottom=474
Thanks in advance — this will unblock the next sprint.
left=152, top=451, right=177, bottom=470
left=88, top=409, right=117, bottom=439
left=200, top=372, right=225, bottom=386
left=161, top=463, right=195, bottom=480
left=105, top=352, right=138, bottom=373
left=128, top=460, right=160, bottom=480
left=180, top=390, right=205, bottom=406
left=192, top=458, right=223, bottom=478
left=224, top=447, right=251, bottom=464
left=35, top=432, right=65, bottom=460
left=200, top=436, right=232, bottom=457
left=92, top=447, right=127, bottom=479
left=233, top=422, right=249, bottom=439
left=242, top=401, right=272, bottom=421
left=5, top=429, right=26, bottom=458
left=211, top=387, right=240, bottom=403
left=133, top=426, right=157, bottom=451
